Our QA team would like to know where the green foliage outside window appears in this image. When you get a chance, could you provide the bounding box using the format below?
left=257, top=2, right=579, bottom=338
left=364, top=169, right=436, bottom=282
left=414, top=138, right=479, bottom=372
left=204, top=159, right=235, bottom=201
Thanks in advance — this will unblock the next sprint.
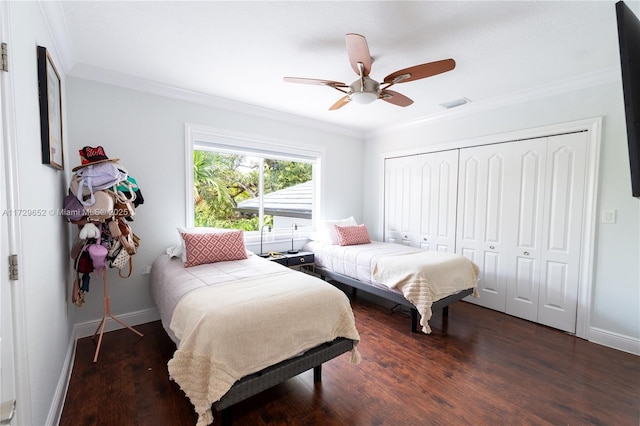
left=193, top=150, right=312, bottom=230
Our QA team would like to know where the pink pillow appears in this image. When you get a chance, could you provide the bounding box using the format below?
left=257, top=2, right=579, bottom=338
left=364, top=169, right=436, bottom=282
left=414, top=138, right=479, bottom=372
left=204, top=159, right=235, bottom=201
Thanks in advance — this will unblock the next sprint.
left=180, top=230, right=248, bottom=267
left=335, top=224, right=371, bottom=246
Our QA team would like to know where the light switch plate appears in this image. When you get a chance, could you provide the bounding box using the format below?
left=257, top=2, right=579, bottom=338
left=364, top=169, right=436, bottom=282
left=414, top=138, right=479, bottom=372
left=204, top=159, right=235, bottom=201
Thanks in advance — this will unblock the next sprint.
left=602, top=209, right=617, bottom=224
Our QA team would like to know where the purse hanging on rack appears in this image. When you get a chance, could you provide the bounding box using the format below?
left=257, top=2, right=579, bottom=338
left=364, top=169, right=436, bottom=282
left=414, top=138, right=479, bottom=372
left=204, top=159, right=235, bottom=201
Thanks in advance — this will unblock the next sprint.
left=109, top=243, right=132, bottom=278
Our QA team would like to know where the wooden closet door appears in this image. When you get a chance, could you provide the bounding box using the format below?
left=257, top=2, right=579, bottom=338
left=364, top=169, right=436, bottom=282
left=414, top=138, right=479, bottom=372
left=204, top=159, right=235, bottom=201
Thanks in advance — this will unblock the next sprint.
left=504, top=139, right=548, bottom=322
left=537, top=132, right=587, bottom=332
left=384, top=156, right=413, bottom=245
left=414, top=150, right=459, bottom=252
left=457, top=144, right=510, bottom=312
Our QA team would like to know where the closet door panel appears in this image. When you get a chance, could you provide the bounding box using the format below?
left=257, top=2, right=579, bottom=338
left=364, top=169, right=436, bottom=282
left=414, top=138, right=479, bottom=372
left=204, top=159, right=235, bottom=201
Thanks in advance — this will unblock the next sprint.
left=400, top=164, right=412, bottom=245
left=482, top=251, right=501, bottom=294
left=517, top=150, right=545, bottom=247
left=505, top=140, right=547, bottom=322
left=418, top=159, right=434, bottom=250
left=458, top=146, right=507, bottom=311
left=435, top=158, right=456, bottom=252
left=424, top=150, right=458, bottom=252
left=459, top=156, right=481, bottom=243
left=537, top=132, right=587, bottom=332
left=384, top=158, right=413, bottom=245
left=510, top=256, right=537, bottom=318
left=484, top=153, right=505, bottom=244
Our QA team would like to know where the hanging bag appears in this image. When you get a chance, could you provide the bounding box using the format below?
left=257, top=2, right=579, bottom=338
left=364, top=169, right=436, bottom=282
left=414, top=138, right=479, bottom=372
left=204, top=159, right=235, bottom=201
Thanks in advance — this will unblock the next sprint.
left=86, top=191, right=115, bottom=222
left=73, top=163, right=128, bottom=206
left=87, top=227, right=108, bottom=273
left=117, top=218, right=137, bottom=255
left=112, top=180, right=137, bottom=203
left=107, top=238, right=132, bottom=278
left=63, top=193, right=87, bottom=222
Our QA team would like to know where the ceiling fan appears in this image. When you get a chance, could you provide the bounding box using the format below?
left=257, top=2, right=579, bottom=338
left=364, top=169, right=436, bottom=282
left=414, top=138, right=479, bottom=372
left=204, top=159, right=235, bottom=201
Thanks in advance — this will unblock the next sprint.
left=283, top=33, right=456, bottom=110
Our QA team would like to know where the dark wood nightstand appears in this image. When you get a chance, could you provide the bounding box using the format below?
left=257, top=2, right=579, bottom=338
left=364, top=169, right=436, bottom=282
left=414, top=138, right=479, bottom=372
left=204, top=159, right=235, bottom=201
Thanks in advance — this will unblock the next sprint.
left=268, top=251, right=315, bottom=272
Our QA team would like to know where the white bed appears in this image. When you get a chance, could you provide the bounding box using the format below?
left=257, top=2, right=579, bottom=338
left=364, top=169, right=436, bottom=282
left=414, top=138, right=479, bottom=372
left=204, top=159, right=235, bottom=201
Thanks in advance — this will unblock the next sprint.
left=303, top=240, right=479, bottom=333
left=150, top=253, right=360, bottom=426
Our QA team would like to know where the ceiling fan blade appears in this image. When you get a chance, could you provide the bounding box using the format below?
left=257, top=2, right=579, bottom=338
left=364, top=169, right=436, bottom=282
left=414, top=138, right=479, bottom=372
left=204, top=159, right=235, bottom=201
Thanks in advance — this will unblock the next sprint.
left=380, top=90, right=414, bottom=107
left=383, top=59, right=456, bottom=85
left=283, top=77, right=348, bottom=87
left=346, top=33, right=372, bottom=76
left=329, top=95, right=351, bottom=111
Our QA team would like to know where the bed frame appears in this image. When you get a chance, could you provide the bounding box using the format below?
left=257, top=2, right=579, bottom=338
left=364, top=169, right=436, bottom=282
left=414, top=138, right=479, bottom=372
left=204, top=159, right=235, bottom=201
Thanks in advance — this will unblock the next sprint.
left=317, top=266, right=474, bottom=333
left=213, top=337, right=354, bottom=426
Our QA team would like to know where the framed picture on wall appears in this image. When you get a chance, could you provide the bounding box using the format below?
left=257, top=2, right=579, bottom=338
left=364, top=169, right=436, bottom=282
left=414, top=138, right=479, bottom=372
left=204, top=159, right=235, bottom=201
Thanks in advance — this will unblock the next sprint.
left=37, top=45, right=64, bottom=171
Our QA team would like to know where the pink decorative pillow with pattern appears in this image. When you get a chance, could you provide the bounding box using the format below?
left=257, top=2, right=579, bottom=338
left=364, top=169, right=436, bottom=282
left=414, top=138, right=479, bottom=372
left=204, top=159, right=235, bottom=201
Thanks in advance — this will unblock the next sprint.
left=180, top=229, right=248, bottom=267
left=335, top=224, right=371, bottom=246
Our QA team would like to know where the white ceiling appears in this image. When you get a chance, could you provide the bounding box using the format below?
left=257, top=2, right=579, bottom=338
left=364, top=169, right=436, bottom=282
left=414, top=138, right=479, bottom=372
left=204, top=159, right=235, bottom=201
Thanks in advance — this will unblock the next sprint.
left=53, top=1, right=634, bottom=133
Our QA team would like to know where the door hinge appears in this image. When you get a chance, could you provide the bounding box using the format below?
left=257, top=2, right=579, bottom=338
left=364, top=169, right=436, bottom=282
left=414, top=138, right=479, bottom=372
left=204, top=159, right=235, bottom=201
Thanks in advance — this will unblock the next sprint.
left=1, top=43, right=7, bottom=72
left=8, top=254, right=18, bottom=281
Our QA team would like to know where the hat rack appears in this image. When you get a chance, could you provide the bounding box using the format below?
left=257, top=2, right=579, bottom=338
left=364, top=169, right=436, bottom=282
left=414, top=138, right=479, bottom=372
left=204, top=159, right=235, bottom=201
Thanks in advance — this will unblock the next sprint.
left=92, top=270, right=143, bottom=362
left=64, top=146, right=145, bottom=362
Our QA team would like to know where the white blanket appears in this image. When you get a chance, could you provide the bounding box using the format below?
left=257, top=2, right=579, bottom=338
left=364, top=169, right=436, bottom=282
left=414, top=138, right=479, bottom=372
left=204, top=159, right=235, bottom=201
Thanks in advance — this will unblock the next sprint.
left=373, top=250, right=479, bottom=333
left=167, top=269, right=361, bottom=426
left=150, top=254, right=288, bottom=343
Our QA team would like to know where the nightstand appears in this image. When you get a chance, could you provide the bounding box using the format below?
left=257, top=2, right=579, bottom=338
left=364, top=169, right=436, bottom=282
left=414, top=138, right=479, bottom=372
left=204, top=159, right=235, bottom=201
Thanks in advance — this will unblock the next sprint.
left=268, top=251, right=315, bottom=272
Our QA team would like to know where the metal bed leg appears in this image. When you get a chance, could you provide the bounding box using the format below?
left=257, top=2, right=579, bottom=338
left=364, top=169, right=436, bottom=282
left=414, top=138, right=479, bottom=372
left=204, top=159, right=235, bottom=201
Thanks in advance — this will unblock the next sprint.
left=313, top=365, right=322, bottom=383
left=411, top=309, right=419, bottom=333
left=221, top=406, right=233, bottom=426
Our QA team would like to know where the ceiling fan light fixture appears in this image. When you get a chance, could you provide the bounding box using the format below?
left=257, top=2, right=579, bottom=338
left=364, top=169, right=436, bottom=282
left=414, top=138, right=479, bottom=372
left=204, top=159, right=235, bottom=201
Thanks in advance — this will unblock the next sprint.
left=350, top=91, right=379, bottom=104
left=348, top=76, right=380, bottom=104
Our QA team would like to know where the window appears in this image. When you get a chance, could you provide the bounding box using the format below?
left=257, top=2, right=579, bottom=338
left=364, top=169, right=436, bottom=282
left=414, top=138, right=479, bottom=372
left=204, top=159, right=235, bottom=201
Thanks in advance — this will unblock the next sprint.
left=186, top=124, right=323, bottom=239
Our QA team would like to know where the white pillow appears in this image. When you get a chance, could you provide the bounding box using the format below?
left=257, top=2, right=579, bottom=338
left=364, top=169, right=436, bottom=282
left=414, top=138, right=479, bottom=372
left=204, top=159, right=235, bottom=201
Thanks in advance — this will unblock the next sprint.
left=318, top=216, right=357, bottom=244
left=166, top=244, right=184, bottom=259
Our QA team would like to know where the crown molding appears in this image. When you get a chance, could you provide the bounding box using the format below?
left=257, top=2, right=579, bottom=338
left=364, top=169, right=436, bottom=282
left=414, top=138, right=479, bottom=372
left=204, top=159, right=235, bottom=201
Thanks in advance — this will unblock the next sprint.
left=365, top=67, right=620, bottom=138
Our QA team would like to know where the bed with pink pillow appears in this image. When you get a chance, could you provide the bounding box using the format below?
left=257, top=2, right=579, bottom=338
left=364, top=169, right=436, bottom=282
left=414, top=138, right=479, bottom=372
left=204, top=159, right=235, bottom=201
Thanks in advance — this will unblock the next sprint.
left=303, top=219, right=480, bottom=334
left=150, top=228, right=360, bottom=426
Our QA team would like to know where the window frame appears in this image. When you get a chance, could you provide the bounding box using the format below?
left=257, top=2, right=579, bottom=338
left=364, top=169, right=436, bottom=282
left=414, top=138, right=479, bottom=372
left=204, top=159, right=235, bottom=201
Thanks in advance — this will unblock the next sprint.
left=185, top=123, right=324, bottom=243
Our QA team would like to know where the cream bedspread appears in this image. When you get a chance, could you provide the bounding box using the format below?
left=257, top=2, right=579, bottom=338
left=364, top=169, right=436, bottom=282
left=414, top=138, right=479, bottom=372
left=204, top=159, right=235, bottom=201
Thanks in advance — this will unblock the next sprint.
left=372, top=250, right=479, bottom=334
left=168, top=269, right=361, bottom=426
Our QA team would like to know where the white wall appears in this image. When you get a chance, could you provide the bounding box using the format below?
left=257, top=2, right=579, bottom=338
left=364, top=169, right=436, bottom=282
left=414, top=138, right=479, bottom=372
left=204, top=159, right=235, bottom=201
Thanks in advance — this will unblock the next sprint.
left=8, top=2, right=75, bottom=424
left=65, top=77, right=364, bottom=326
left=363, top=80, right=640, bottom=350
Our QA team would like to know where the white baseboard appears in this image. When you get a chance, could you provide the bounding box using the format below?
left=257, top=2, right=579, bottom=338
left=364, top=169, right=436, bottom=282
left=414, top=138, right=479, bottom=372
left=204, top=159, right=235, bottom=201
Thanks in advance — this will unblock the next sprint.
left=74, top=307, right=160, bottom=339
left=46, top=333, right=77, bottom=426
left=589, top=327, right=640, bottom=356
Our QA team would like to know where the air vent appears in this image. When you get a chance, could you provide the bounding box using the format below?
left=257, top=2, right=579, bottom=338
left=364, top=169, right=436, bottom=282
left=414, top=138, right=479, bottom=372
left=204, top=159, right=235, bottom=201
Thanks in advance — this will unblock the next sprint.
left=440, top=97, right=470, bottom=109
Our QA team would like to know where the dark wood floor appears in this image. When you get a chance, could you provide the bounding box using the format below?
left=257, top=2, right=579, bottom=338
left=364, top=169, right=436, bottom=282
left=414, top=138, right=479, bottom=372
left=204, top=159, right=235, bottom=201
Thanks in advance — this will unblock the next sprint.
left=61, top=289, right=640, bottom=426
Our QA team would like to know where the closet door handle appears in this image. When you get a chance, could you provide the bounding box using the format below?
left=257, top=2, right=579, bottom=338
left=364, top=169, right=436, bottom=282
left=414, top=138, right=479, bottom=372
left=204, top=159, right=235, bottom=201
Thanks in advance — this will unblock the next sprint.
left=489, top=245, right=495, bottom=250
left=523, top=251, right=530, bottom=256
